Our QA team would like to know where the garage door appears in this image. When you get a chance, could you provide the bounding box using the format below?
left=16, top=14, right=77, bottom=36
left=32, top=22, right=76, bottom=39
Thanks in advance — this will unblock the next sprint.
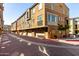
left=36, top=33, right=45, bottom=39
left=20, top=32, right=22, bottom=35
left=28, top=33, right=32, bottom=36
left=23, top=32, right=26, bottom=36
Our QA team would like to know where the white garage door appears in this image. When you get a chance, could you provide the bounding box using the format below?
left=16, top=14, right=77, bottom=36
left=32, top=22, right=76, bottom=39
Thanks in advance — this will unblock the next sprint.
left=28, top=33, right=32, bottom=36
left=36, top=33, right=45, bottom=39
left=23, top=32, right=26, bottom=36
left=20, top=32, right=22, bottom=35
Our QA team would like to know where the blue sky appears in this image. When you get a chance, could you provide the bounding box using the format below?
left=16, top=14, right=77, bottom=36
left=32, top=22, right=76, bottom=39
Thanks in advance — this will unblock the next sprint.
left=3, top=3, right=79, bottom=25
left=66, top=3, right=79, bottom=18
left=3, top=3, right=33, bottom=25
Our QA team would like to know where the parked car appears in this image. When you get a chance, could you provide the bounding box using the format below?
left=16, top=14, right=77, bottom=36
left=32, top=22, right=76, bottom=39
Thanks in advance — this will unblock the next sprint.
left=70, top=34, right=76, bottom=38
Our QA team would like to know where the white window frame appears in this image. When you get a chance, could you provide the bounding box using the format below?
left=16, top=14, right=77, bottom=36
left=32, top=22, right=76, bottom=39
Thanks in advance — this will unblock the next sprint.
left=47, top=12, right=58, bottom=25
left=47, top=12, right=57, bottom=22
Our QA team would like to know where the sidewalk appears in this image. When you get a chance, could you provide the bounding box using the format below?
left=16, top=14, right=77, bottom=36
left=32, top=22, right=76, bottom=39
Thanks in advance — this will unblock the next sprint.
left=8, top=32, right=79, bottom=46
left=57, top=39, right=79, bottom=45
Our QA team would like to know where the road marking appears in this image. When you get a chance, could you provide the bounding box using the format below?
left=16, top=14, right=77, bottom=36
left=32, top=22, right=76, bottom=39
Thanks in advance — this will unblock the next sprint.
left=8, top=33, right=79, bottom=49
left=27, top=42, right=31, bottom=46
left=0, top=35, right=2, bottom=43
left=1, top=46, right=6, bottom=49
left=20, top=53, right=24, bottom=56
left=38, top=46, right=49, bottom=56
left=11, top=52, right=19, bottom=56
left=0, top=37, right=1, bottom=43
left=0, top=53, right=9, bottom=55
left=2, top=41, right=11, bottom=45
left=19, top=39, right=23, bottom=42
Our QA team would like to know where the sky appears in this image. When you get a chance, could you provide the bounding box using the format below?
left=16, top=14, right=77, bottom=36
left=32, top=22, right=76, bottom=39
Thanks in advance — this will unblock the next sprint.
left=3, top=3, right=33, bottom=25
left=3, top=3, right=79, bottom=25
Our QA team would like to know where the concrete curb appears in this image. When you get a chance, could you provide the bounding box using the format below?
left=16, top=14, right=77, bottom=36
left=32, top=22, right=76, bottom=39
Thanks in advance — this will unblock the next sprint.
left=58, top=40, right=79, bottom=45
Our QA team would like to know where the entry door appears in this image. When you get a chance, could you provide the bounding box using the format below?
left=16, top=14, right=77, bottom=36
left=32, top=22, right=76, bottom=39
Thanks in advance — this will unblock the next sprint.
left=51, top=30, right=56, bottom=38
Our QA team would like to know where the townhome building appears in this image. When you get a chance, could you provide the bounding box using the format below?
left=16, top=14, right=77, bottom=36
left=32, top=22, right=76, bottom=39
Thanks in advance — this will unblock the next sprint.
left=69, top=17, right=79, bottom=35
left=11, top=21, right=17, bottom=33
left=11, top=3, right=69, bottom=39
left=0, top=3, right=4, bottom=34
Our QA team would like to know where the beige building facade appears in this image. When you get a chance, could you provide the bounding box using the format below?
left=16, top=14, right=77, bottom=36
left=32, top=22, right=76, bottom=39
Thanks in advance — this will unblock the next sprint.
left=11, top=3, right=69, bottom=39
left=69, top=17, right=79, bottom=35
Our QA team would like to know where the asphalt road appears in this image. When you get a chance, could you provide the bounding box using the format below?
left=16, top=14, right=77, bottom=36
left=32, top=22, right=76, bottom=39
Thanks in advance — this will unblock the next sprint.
left=0, top=32, right=79, bottom=56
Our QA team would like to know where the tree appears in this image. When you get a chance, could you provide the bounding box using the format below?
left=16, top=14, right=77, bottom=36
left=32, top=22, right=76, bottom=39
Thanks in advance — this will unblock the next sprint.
left=58, top=24, right=65, bottom=38
left=58, top=24, right=70, bottom=38
left=58, top=17, right=70, bottom=38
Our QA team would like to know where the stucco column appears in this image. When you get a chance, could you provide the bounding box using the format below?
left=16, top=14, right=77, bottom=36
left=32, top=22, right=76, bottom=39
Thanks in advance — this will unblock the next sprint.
left=44, top=32, right=48, bottom=39
left=32, top=32, right=35, bottom=37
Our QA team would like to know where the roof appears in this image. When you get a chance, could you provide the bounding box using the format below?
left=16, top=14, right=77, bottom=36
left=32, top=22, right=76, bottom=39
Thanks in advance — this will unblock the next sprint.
left=30, top=3, right=38, bottom=9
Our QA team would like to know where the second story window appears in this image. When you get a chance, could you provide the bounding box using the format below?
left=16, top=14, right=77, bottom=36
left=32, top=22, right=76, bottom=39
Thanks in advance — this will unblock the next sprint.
left=38, top=3, right=42, bottom=10
left=47, top=13, right=56, bottom=22
left=47, top=12, right=59, bottom=25
left=37, top=15, right=43, bottom=26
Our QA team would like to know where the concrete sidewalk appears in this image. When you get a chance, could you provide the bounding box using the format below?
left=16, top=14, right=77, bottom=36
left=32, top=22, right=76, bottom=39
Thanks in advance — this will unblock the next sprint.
left=8, top=32, right=79, bottom=46
left=58, top=39, right=79, bottom=45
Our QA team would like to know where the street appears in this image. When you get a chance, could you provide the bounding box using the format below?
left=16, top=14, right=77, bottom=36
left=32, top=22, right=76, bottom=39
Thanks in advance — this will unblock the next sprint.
left=0, top=32, right=79, bottom=56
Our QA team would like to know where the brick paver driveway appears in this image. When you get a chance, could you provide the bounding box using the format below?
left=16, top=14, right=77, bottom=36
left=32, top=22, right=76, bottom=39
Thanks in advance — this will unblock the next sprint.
left=0, top=32, right=79, bottom=56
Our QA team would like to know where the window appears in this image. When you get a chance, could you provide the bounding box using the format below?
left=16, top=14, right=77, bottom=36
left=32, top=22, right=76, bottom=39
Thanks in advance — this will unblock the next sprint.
left=51, top=14, right=56, bottom=22
left=37, top=15, right=43, bottom=26
left=47, top=14, right=50, bottom=22
left=75, top=25, right=77, bottom=29
left=38, top=3, right=42, bottom=10
left=47, top=13, right=57, bottom=22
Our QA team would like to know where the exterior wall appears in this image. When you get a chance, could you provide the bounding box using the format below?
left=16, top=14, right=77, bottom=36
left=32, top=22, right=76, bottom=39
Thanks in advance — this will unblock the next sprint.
left=17, top=9, right=31, bottom=30
left=3, top=25, right=11, bottom=32
left=11, top=22, right=17, bottom=32
left=17, top=15, right=24, bottom=31
left=69, top=19, right=75, bottom=34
